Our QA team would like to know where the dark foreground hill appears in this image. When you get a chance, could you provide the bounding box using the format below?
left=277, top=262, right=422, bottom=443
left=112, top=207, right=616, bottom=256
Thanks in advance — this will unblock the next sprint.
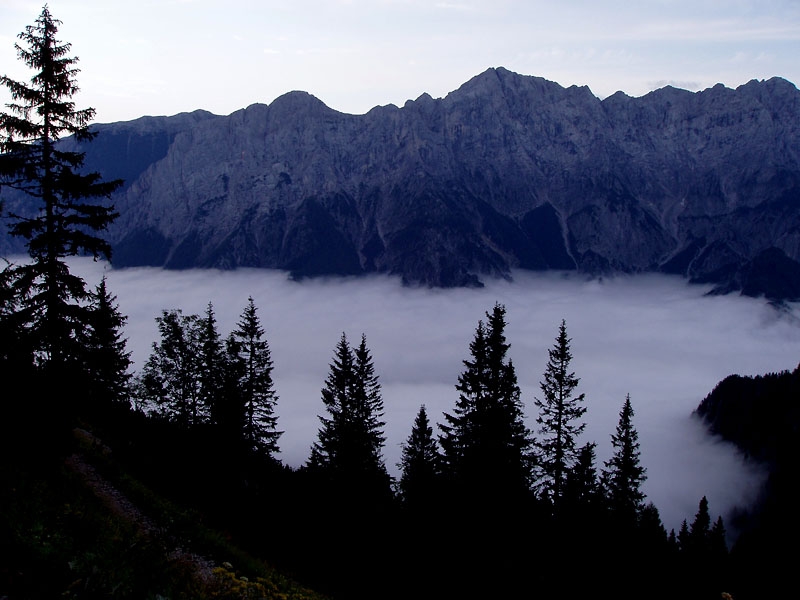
left=694, top=365, right=800, bottom=599
left=3, top=67, right=800, bottom=299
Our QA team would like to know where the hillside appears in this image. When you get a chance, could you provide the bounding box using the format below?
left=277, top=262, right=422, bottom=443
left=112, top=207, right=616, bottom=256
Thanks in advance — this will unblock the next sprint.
left=694, top=365, right=800, bottom=599
left=0, top=422, right=330, bottom=600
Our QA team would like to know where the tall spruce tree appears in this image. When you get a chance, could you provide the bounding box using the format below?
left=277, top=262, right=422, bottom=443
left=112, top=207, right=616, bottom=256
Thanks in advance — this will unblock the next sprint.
left=533, top=319, right=587, bottom=507
left=351, top=334, right=387, bottom=470
left=232, top=297, right=281, bottom=457
left=689, top=495, right=712, bottom=555
left=709, top=515, right=728, bottom=558
left=397, top=404, right=442, bottom=507
left=601, top=394, right=647, bottom=523
left=309, top=333, right=353, bottom=471
left=0, top=6, right=121, bottom=381
left=198, top=302, right=226, bottom=426
left=217, top=332, right=247, bottom=445
left=84, top=275, right=131, bottom=411
left=439, top=303, right=532, bottom=499
left=308, top=332, right=390, bottom=496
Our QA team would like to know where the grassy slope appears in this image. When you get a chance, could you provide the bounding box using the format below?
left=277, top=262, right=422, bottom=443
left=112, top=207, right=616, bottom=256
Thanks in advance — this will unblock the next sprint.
left=0, top=425, right=329, bottom=600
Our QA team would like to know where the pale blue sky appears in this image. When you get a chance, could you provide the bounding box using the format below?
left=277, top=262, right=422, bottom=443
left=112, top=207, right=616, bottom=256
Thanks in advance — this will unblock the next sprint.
left=2, top=0, right=800, bottom=123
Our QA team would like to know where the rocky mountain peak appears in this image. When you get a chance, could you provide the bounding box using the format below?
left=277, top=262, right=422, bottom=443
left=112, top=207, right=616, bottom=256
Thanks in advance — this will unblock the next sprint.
left=3, top=68, right=800, bottom=300
left=267, top=90, right=336, bottom=119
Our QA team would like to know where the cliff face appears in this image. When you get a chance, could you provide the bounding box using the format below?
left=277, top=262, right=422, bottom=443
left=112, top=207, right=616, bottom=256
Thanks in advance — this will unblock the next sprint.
left=4, top=67, right=800, bottom=297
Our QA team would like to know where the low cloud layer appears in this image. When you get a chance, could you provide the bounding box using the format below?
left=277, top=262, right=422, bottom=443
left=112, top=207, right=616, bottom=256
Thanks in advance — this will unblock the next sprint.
left=67, top=258, right=800, bottom=534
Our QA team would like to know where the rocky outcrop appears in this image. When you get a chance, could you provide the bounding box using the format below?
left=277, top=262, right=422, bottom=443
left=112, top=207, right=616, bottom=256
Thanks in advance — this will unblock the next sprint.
left=3, top=67, right=800, bottom=298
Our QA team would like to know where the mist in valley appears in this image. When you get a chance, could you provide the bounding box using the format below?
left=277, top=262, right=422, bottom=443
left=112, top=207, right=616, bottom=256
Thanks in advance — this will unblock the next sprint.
left=65, top=257, right=800, bottom=535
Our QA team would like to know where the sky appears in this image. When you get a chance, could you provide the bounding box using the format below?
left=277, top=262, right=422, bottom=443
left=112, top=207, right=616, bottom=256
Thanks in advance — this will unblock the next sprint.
left=2, top=0, right=800, bottom=124
left=59, top=256, right=800, bottom=536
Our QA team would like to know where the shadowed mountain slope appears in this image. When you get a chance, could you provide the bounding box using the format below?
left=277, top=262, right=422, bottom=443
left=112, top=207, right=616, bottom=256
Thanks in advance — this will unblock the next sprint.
left=3, top=67, right=800, bottom=298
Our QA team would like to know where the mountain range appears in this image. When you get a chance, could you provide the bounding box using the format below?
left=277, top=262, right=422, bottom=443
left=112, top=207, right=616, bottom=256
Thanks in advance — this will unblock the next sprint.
left=3, top=66, right=800, bottom=299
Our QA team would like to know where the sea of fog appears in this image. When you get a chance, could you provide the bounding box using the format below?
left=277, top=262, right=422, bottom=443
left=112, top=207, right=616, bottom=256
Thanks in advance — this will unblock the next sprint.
left=58, top=257, right=800, bottom=535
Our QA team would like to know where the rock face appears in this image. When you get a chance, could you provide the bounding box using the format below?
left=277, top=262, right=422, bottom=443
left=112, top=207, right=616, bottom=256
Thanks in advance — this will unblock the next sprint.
left=3, top=67, right=800, bottom=298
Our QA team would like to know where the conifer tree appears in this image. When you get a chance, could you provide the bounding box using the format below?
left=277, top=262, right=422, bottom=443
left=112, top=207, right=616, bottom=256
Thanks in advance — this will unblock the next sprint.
left=629, top=501, right=671, bottom=596
left=308, top=332, right=390, bottom=495
left=217, top=332, right=247, bottom=445
left=84, top=275, right=131, bottom=410
left=533, top=319, right=587, bottom=506
left=686, top=495, right=729, bottom=560
left=677, top=519, right=690, bottom=552
left=667, top=528, right=678, bottom=551
left=680, top=497, right=729, bottom=595
left=439, top=303, right=532, bottom=498
left=136, top=309, right=202, bottom=426
left=351, top=334, right=387, bottom=468
left=709, top=515, right=728, bottom=558
left=638, top=501, right=669, bottom=549
left=563, top=441, right=600, bottom=510
left=198, top=302, right=226, bottom=425
left=601, top=394, right=647, bottom=523
left=0, top=6, right=121, bottom=378
left=561, top=440, right=607, bottom=550
left=689, top=495, right=712, bottom=555
left=232, top=297, right=281, bottom=457
left=309, top=333, right=353, bottom=471
left=397, top=404, right=442, bottom=506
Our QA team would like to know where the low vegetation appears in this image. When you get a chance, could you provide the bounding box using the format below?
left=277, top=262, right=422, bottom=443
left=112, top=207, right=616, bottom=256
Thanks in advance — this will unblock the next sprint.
left=0, top=423, right=328, bottom=600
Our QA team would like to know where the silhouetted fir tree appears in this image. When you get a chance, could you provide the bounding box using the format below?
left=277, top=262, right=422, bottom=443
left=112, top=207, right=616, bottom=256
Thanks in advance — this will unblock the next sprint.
left=84, top=275, right=131, bottom=413
left=638, top=501, right=669, bottom=550
left=303, top=334, right=393, bottom=598
left=601, top=394, right=647, bottom=525
left=682, top=496, right=729, bottom=562
left=308, top=332, right=390, bottom=497
left=308, top=333, right=353, bottom=471
left=710, top=515, right=728, bottom=558
left=668, top=527, right=677, bottom=548
left=689, top=495, right=712, bottom=555
left=560, top=440, right=608, bottom=577
left=216, top=333, right=247, bottom=446
left=439, top=303, right=532, bottom=501
left=136, top=309, right=203, bottom=427
left=563, top=440, right=601, bottom=512
left=397, top=404, right=442, bottom=507
left=708, top=515, right=731, bottom=599
left=0, top=6, right=121, bottom=401
left=629, top=501, right=674, bottom=598
left=197, top=302, right=226, bottom=425
left=677, top=519, right=690, bottom=552
left=232, top=297, right=281, bottom=458
left=393, top=403, right=445, bottom=600
left=352, top=334, right=391, bottom=492
left=299, top=331, right=390, bottom=600
left=533, top=319, right=587, bottom=508
left=677, top=497, right=731, bottom=599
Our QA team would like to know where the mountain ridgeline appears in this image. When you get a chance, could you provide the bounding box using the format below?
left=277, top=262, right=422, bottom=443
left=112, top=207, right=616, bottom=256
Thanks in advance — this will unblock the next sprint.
left=4, top=67, right=800, bottom=297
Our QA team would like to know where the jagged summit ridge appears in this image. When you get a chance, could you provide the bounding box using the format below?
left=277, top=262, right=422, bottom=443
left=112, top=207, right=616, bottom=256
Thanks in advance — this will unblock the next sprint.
left=2, top=68, right=800, bottom=299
